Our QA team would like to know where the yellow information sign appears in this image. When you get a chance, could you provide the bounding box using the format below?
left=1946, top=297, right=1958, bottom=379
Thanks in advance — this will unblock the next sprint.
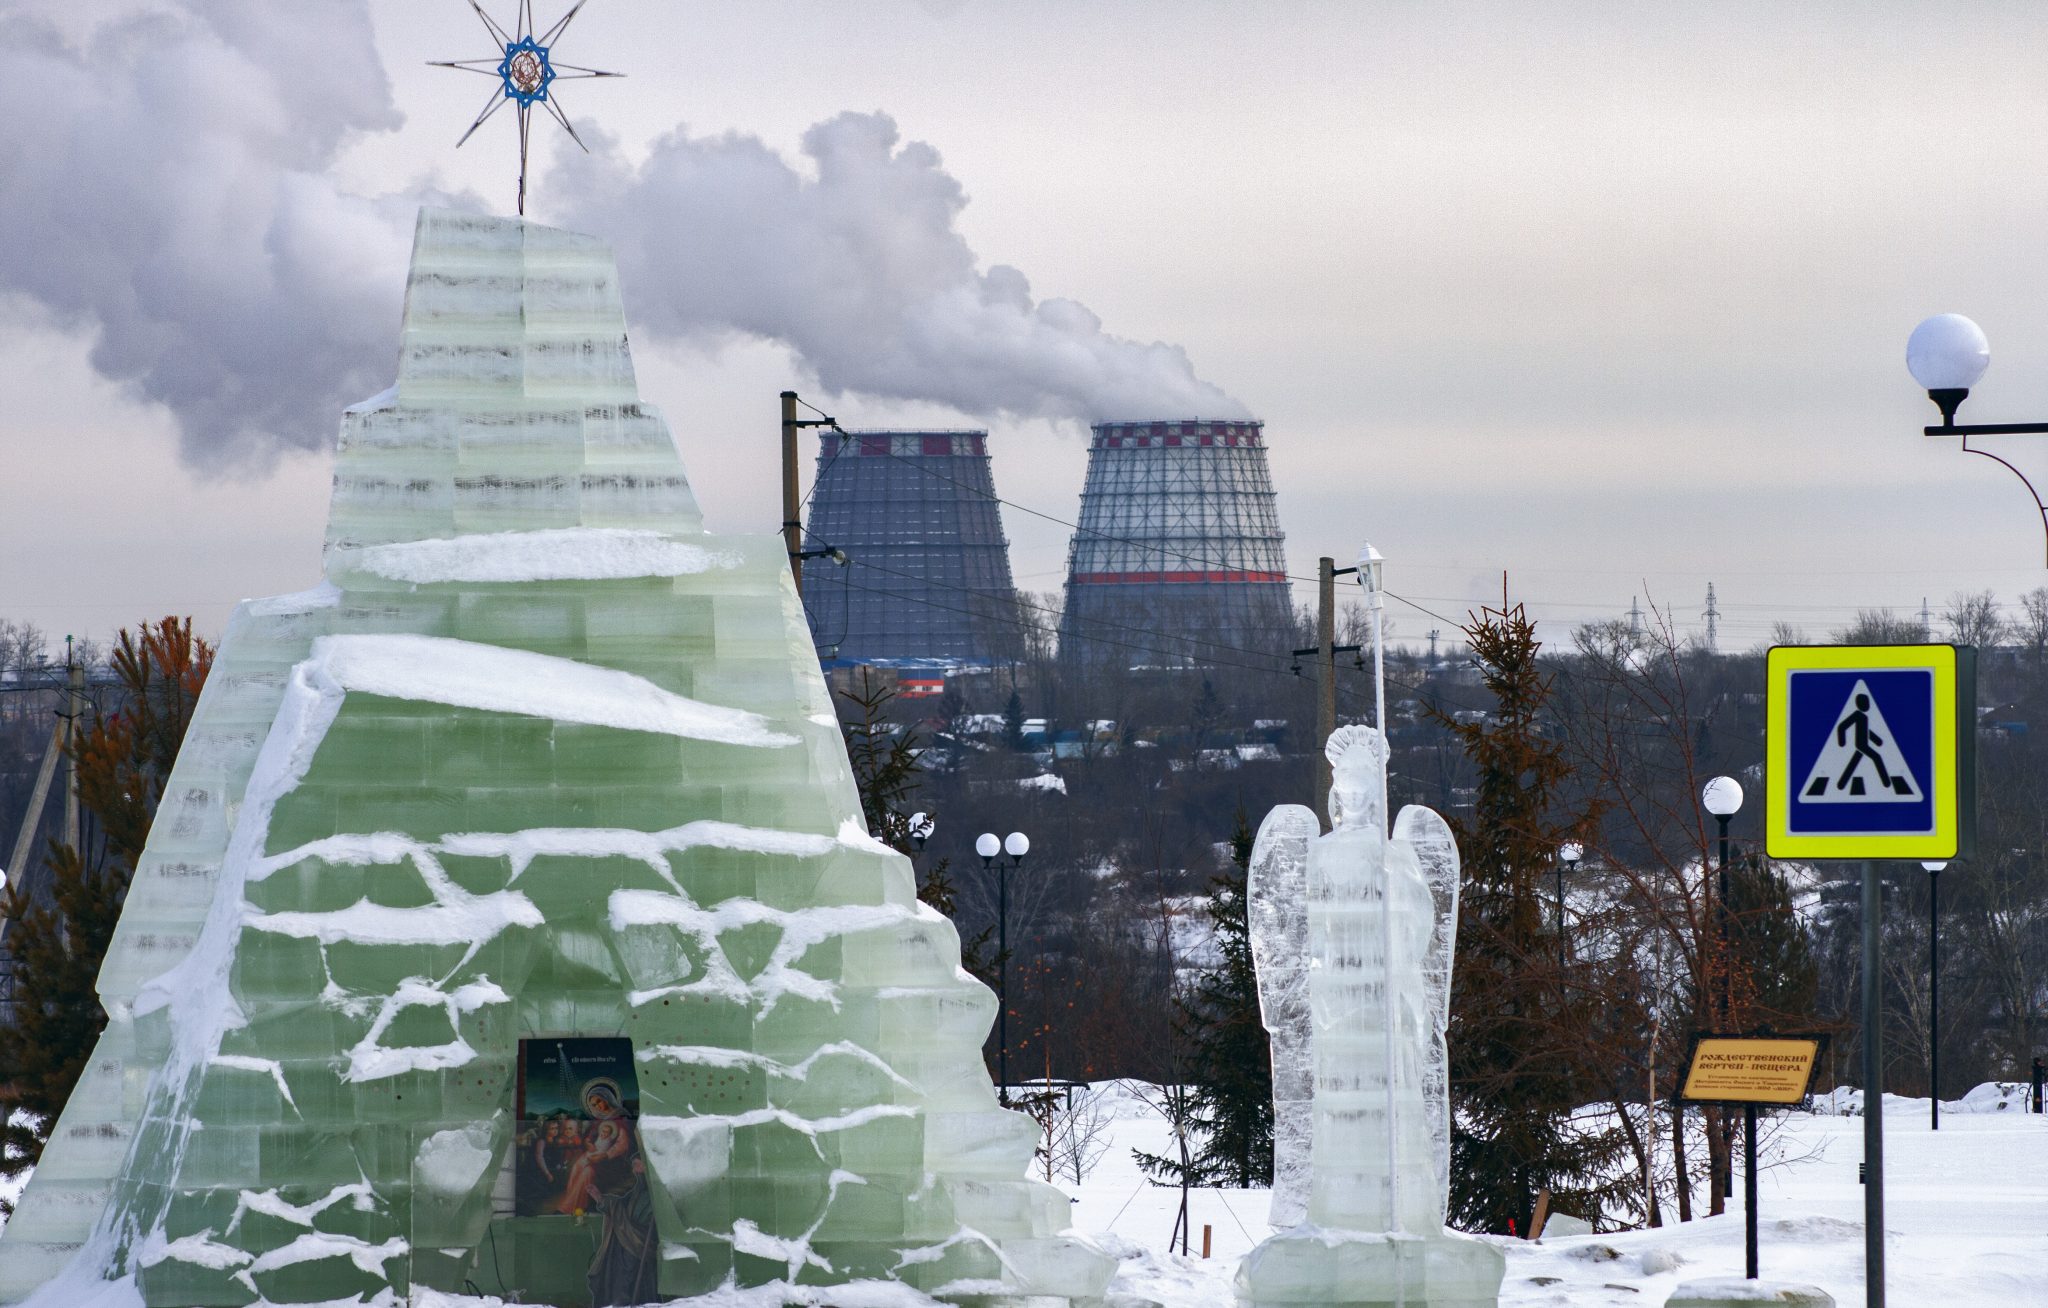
left=1677, top=1036, right=1824, bottom=1106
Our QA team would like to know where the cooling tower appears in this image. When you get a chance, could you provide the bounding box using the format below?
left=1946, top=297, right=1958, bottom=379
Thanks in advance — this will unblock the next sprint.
left=801, top=429, right=1022, bottom=666
left=1059, top=418, right=1292, bottom=669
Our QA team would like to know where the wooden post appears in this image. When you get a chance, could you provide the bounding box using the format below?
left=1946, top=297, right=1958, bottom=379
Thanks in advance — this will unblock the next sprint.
left=781, top=390, right=803, bottom=595
left=63, top=649, right=82, bottom=852
left=1201, top=1224, right=1212, bottom=1259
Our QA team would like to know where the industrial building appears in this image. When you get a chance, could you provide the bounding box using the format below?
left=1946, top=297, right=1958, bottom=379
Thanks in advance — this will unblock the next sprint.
left=801, top=429, right=1023, bottom=669
left=1059, top=418, right=1292, bottom=669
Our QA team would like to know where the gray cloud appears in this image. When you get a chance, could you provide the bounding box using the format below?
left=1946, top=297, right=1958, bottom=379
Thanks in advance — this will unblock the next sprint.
left=0, top=3, right=1243, bottom=472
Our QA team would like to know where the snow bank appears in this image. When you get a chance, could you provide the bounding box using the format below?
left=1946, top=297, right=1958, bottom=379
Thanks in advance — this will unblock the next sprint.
left=1811, top=1080, right=2033, bottom=1116
left=339, top=528, right=736, bottom=584
left=309, top=634, right=795, bottom=747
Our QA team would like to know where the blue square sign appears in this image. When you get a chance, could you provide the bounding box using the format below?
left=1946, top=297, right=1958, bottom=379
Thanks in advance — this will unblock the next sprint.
left=1766, top=644, right=1975, bottom=860
left=1784, top=668, right=1934, bottom=836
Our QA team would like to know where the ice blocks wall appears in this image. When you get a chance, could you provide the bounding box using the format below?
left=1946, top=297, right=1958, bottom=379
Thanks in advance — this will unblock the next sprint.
left=0, top=210, right=1109, bottom=1308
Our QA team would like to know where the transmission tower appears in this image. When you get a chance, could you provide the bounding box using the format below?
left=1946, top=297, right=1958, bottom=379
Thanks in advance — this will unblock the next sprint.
left=1703, top=582, right=1720, bottom=650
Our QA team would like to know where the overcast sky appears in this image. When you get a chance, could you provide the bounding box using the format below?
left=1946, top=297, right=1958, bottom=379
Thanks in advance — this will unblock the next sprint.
left=8, top=1, right=2048, bottom=655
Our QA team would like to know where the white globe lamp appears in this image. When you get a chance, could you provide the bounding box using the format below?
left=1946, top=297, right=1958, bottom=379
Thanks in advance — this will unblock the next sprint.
left=1907, top=314, right=1990, bottom=425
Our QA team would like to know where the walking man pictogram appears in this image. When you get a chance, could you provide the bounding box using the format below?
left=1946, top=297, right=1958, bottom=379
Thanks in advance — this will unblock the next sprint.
left=1833, top=693, right=1912, bottom=796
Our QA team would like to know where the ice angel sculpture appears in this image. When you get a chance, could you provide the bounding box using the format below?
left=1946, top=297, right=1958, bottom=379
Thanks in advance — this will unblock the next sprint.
left=1237, top=726, right=1503, bottom=1308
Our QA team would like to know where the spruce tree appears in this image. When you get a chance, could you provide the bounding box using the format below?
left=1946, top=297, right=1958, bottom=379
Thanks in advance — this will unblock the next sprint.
left=1730, top=857, right=1820, bottom=1029
left=1138, top=806, right=1273, bottom=1188
left=1002, top=688, right=1026, bottom=752
left=0, top=618, right=211, bottom=1206
left=1434, top=596, right=1627, bottom=1235
left=1186, top=806, right=1273, bottom=1186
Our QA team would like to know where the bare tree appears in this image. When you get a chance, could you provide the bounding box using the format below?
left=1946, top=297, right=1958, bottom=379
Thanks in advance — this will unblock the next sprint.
left=2016, top=587, right=2048, bottom=669
left=1831, top=608, right=1925, bottom=644
left=1943, top=589, right=2007, bottom=649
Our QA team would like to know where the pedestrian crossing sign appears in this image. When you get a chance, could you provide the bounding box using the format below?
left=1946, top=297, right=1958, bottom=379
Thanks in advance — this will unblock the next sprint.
left=1766, top=644, right=1975, bottom=860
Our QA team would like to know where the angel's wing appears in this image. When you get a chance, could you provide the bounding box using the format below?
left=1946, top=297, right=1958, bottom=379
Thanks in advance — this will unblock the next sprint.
left=1394, top=802, right=1461, bottom=1225
left=1247, top=803, right=1318, bottom=1229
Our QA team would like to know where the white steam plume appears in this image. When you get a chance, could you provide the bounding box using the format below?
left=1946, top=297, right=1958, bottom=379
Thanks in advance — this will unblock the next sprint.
left=4, top=2, right=419, bottom=470
left=0, top=3, right=1245, bottom=472
left=545, top=113, right=1248, bottom=425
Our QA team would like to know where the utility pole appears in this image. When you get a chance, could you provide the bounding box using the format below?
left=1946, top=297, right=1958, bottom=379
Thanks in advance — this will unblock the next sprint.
left=1426, top=629, right=1440, bottom=666
left=1292, top=555, right=1362, bottom=828
left=780, top=391, right=843, bottom=596
left=63, top=638, right=81, bottom=851
left=781, top=391, right=804, bottom=596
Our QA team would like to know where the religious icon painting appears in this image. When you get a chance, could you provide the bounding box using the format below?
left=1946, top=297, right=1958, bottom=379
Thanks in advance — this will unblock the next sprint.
left=515, top=1037, right=661, bottom=1306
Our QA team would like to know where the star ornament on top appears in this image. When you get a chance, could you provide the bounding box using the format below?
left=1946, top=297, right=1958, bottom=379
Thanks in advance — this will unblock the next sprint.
left=431, top=1, right=623, bottom=216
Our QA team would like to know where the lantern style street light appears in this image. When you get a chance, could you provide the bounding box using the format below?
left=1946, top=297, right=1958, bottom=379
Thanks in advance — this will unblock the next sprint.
left=979, top=830, right=1030, bottom=1104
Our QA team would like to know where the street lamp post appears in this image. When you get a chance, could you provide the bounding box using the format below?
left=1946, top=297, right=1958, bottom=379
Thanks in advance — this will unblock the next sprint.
left=1702, top=776, right=1744, bottom=1205
left=1555, top=842, right=1582, bottom=970
left=1906, top=314, right=2048, bottom=563
left=978, top=830, right=1029, bottom=1105
left=1923, top=860, right=1945, bottom=1131
left=1702, top=777, right=1745, bottom=1025
left=1356, top=544, right=1389, bottom=822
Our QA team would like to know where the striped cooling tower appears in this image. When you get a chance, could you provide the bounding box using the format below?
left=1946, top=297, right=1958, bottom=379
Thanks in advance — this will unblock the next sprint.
left=801, top=429, right=1022, bottom=666
left=1059, top=418, right=1292, bottom=669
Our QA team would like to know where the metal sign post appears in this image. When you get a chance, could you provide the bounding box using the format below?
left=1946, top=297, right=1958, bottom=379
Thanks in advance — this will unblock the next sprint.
left=1675, top=1033, right=1828, bottom=1283
left=1765, top=644, right=1977, bottom=1308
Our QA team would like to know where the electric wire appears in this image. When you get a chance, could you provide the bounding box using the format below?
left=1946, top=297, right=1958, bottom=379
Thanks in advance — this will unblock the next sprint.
left=833, top=432, right=1483, bottom=632
left=825, top=564, right=1505, bottom=720
left=836, top=553, right=1295, bottom=668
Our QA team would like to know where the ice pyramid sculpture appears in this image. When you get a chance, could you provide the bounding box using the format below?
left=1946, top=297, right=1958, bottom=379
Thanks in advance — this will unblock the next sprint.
left=0, top=209, right=1112, bottom=1308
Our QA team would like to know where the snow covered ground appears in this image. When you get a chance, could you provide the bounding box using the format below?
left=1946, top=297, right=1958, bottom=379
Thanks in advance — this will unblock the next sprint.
left=1069, top=1081, right=2048, bottom=1307
left=2, top=1085, right=2040, bottom=1305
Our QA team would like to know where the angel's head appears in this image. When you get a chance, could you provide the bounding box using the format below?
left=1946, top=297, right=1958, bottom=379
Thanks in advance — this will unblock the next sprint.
left=1326, top=724, right=1388, bottom=832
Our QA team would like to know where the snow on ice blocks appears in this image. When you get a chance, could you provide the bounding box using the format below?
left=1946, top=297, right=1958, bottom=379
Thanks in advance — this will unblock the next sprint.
left=0, top=208, right=1111, bottom=1308
left=1233, top=1227, right=1506, bottom=1308
left=1666, top=1280, right=1836, bottom=1307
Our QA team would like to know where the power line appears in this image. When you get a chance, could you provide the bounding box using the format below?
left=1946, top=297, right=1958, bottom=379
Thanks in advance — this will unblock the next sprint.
left=830, top=554, right=1506, bottom=718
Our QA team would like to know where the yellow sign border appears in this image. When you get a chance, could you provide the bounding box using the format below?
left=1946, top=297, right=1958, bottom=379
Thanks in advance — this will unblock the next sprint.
left=1677, top=1036, right=1824, bottom=1106
left=1765, top=644, right=1961, bottom=860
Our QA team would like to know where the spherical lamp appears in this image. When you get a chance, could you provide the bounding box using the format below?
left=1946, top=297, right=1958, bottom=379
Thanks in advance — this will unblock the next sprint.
left=1907, top=314, right=1990, bottom=425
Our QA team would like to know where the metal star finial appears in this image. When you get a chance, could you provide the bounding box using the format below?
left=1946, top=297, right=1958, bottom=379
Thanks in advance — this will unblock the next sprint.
left=430, top=1, right=623, bottom=216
